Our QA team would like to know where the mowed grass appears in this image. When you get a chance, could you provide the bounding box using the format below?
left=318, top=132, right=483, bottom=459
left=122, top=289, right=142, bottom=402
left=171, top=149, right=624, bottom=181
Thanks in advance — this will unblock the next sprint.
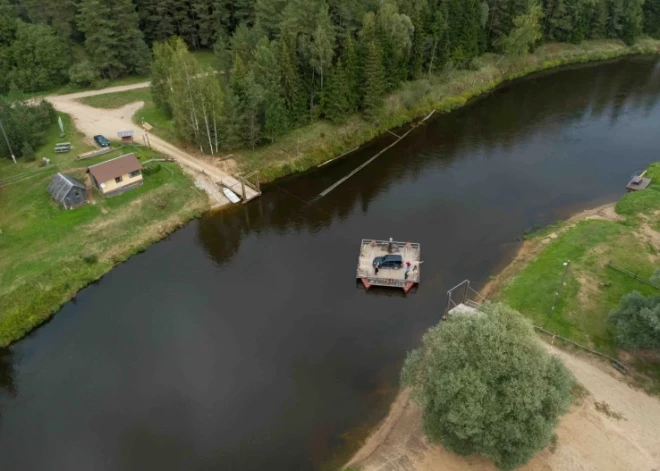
left=134, top=100, right=177, bottom=143
left=78, top=88, right=151, bottom=109
left=496, top=161, right=660, bottom=386
left=0, top=115, right=209, bottom=347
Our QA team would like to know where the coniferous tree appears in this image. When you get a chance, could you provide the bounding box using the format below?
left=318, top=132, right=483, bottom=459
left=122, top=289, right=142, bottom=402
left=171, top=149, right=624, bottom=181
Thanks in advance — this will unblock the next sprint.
left=342, top=32, right=360, bottom=112
left=253, top=37, right=289, bottom=140
left=376, top=0, right=414, bottom=90
left=278, top=29, right=306, bottom=125
left=621, top=0, right=644, bottom=44
left=321, top=58, right=350, bottom=122
left=254, top=0, right=288, bottom=39
left=78, top=0, right=149, bottom=78
left=644, top=0, right=660, bottom=38
left=359, top=12, right=385, bottom=116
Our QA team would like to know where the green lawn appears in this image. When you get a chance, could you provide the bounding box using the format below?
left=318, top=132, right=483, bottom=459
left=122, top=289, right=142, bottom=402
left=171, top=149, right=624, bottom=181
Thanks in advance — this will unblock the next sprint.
left=78, top=88, right=151, bottom=109
left=495, top=162, right=660, bottom=391
left=0, top=114, right=209, bottom=347
left=133, top=99, right=177, bottom=143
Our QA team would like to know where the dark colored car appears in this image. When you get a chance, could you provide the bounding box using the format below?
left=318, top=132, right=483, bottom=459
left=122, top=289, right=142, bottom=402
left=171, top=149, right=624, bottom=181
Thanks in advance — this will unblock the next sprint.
left=373, top=254, right=403, bottom=270
left=93, top=135, right=110, bottom=147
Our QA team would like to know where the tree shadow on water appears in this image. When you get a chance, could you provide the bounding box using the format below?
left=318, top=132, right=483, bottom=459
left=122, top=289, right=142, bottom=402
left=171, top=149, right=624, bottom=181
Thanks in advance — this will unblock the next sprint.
left=0, top=348, right=18, bottom=400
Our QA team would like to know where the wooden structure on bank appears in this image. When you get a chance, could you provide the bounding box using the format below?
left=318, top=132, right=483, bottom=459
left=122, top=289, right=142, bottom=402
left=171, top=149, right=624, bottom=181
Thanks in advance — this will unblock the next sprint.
left=219, top=170, right=261, bottom=204
left=356, top=239, right=421, bottom=294
left=117, top=130, right=134, bottom=143
left=626, top=172, right=651, bottom=192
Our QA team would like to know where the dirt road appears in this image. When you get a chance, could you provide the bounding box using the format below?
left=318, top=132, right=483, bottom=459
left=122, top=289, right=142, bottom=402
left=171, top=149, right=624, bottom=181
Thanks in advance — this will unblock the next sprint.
left=46, top=85, right=259, bottom=206
left=348, top=347, right=660, bottom=471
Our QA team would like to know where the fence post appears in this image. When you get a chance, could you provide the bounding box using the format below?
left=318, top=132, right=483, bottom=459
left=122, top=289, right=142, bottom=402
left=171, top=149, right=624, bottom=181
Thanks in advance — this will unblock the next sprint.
left=548, top=261, right=571, bottom=319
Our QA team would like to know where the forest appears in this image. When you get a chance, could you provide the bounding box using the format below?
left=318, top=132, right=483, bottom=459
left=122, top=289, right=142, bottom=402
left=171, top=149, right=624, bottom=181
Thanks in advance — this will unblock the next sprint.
left=0, top=0, right=659, bottom=153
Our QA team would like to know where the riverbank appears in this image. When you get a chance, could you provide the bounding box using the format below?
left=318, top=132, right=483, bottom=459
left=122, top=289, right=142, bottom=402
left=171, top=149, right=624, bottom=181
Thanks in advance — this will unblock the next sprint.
left=101, top=39, right=660, bottom=184
left=237, top=39, right=660, bottom=183
left=346, top=346, right=660, bottom=471
left=0, top=119, right=209, bottom=347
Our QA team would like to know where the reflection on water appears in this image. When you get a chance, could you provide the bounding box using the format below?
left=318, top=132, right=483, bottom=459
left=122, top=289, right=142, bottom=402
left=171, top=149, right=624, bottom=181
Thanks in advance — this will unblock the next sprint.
left=1, top=57, right=660, bottom=471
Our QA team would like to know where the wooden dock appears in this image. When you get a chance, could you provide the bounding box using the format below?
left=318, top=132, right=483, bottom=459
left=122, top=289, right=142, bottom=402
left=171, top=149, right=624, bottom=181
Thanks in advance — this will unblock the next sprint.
left=626, top=174, right=651, bottom=192
left=356, top=239, right=421, bottom=294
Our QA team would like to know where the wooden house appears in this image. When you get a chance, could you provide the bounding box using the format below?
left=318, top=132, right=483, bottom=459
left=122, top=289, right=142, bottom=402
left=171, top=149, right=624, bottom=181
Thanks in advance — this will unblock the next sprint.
left=87, top=153, right=143, bottom=197
left=47, top=173, right=87, bottom=209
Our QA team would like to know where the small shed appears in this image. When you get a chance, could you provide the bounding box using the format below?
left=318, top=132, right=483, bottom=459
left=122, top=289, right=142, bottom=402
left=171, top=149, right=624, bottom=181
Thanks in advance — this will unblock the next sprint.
left=87, top=153, right=143, bottom=197
left=47, top=173, right=87, bottom=209
left=117, top=130, right=134, bottom=143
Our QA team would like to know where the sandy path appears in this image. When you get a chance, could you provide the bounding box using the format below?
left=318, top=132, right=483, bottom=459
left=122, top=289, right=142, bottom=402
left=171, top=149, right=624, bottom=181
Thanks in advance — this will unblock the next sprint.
left=46, top=85, right=259, bottom=206
left=348, top=347, right=660, bottom=471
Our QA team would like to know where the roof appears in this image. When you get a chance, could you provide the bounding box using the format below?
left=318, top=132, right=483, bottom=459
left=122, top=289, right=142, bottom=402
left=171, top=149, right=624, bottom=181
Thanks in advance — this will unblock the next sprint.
left=47, top=173, right=86, bottom=203
left=117, top=130, right=134, bottom=138
left=87, top=153, right=142, bottom=183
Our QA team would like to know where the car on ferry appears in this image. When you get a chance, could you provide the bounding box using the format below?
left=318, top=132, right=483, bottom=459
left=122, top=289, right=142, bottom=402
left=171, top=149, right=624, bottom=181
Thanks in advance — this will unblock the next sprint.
left=373, top=254, right=403, bottom=270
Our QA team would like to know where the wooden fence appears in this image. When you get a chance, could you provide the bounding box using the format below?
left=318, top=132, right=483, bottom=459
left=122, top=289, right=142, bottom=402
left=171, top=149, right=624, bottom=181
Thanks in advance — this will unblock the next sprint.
left=606, top=261, right=660, bottom=290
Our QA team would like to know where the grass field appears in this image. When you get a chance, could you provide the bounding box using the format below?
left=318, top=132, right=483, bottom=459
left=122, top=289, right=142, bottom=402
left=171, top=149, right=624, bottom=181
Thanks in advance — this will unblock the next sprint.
left=0, top=114, right=209, bottom=347
left=494, top=162, right=660, bottom=392
left=78, top=88, right=151, bottom=109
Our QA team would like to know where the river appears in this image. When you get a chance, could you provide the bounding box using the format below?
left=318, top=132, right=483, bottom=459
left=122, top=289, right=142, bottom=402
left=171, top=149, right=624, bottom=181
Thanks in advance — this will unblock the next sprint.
left=1, top=57, right=660, bottom=470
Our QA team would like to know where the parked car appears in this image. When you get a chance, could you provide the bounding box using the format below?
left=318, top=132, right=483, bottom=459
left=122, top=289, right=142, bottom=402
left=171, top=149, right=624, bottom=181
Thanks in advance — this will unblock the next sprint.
left=373, top=254, right=403, bottom=270
left=93, top=135, right=110, bottom=147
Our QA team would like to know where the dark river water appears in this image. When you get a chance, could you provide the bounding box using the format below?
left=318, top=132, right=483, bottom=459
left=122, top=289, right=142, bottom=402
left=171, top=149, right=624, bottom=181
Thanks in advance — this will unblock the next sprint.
left=2, top=57, right=660, bottom=471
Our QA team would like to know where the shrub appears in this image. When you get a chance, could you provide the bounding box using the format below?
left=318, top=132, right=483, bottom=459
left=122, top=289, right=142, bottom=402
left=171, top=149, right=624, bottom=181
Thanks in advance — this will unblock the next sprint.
left=402, top=303, right=574, bottom=470
left=82, top=254, right=98, bottom=265
left=68, top=60, right=100, bottom=87
left=609, top=291, right=660, bottom=349
left=142, top=163, right=161, bottom=175
left=401, top=79, right=431, bottom=109
left=21, top=142, right=35, bottom=162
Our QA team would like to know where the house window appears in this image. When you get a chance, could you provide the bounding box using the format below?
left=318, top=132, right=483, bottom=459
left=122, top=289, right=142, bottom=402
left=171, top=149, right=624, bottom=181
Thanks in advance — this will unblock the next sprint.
left=115, top=176, right=123, bottom=183
left=129, top=170, right=141, bottom=178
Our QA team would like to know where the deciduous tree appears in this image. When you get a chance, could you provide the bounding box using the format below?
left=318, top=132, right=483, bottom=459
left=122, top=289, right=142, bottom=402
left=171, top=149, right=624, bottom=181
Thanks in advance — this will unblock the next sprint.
left=402, top=303, right=574, bottom=470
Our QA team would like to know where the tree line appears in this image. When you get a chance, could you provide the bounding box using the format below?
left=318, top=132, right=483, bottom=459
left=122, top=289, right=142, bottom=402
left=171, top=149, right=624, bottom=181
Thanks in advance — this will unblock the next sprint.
left=0, top=0, right=659, bottom=154
left=0, top=0, right=657, bottom=95
left=151, top=0, right=657, bottom=151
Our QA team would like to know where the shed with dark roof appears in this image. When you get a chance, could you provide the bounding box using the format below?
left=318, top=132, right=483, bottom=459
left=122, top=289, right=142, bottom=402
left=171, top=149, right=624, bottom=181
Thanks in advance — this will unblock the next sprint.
left=47, top=173, right=87, bottom=209
left=87, top=153, right=143, bottom=197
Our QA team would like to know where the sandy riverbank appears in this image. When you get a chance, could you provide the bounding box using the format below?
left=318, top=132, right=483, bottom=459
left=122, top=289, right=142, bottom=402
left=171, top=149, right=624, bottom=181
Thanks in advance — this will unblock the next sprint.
left=346, top=345, right=660, bottom=471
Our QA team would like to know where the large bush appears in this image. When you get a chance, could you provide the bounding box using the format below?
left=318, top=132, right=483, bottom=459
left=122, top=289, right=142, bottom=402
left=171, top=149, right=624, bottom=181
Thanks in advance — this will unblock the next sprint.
left=0, top=99, right=56, bottom=160
left=402, top=303, right=574, bottom=470
left=6, top=20, right=71, bottom=92
left=609, top=291, right=660, bottom=349
left=68, top=60, right=100, bottom=87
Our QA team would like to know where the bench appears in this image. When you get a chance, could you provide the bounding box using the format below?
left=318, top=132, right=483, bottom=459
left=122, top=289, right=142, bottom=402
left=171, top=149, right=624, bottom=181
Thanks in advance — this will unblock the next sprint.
left=54, top=142, right=71, bottom=153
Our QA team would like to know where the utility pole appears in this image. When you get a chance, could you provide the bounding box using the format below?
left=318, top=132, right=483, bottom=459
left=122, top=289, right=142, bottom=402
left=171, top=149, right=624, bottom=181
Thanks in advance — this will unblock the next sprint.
left=0, top=120, right=16, bottom=164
